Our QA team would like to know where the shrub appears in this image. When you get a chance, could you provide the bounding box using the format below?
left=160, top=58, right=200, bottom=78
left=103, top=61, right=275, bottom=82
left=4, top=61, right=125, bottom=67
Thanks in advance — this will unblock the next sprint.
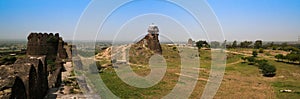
left=256, top=59, right=268, bottom=69
left=261, top=64, right=276, bottom=77
left=275, top=54, right=284, bottom=61
left=252, top=50, right=258, bottom=57
left=96, top=61, right=104, bottom=73
left=241, top=57, right=247, bottom=62
left=47, top=59, right=56, bottom=72
left=0, top=56, right=17, bottom=65
left=172, top=47, right=177, bottom=51
left=258, top=48, right=264, bottom=53
left=246, top=56, right=256, bottom=65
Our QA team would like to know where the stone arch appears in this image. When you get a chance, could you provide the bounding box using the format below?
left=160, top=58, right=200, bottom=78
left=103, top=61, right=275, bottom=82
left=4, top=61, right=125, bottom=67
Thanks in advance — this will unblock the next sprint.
left=10, top=77, right=27, bottom=99
left=37, top=59, right=48, bottom=97
left=29, top=65, right=37, bottom=99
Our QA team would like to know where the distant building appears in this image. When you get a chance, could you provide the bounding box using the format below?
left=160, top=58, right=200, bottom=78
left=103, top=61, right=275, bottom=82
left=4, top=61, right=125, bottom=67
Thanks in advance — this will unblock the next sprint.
left=187, top=38, right=194, bottom=46
left=148, top=23, right=159, bottom=35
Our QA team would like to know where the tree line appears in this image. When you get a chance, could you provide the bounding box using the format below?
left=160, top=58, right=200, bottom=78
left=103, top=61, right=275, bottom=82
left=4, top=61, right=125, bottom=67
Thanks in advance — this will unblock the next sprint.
left=275, top=50, right=300, bottom=64
left=195, top=40, right=300, bottom=50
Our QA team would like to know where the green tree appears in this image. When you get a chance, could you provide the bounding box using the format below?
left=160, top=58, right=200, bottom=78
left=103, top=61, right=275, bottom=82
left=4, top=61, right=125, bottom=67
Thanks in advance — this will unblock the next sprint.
left=272, top=46, right=277, bottom=50
left=172, top=47, right=177, bottom=51
left=258, top=48, right=264, bottom=53
left=221, top=40, right=227, bottom=48
left=241, top=57, right=247, bottom=62
left=252, top=50, right=258, bottom=57
left=232, top=40, right=237, bottom=48
left=281, top=42, right=288, bottom=48
left=275, top=54, right=284, bottom=61
left=246, top=56, right=256, bottom=65
left=256, top=59, right=268, bottom=69
left=196, top=40, right=209, bottom=49
left=254, top=40, right=263, bottom=49
left=286, top=53, right=298, bottom=63
left=240, top=41, right=253, bottom=48
left=261, top=64, right=276, bottom=77
left=269, top=42, right=274, bottom=48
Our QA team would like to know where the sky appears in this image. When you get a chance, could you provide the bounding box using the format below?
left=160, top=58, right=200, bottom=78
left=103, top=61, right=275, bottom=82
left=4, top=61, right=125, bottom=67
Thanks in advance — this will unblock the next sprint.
left=0, top=0, right=299, bottom=41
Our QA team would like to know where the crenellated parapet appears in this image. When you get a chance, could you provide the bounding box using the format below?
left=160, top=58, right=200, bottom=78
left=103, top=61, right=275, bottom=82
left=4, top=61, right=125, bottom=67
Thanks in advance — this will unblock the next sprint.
left=27, top=32, right=62, bottom=61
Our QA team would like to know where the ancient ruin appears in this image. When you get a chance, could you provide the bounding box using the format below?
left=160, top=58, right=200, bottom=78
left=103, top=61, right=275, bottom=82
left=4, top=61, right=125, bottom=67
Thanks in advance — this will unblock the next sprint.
left=136, top=24, right=162, bottom=54
left=128, top=24, right=163, bottom=65
left=0, top=33, right=70, bottom=99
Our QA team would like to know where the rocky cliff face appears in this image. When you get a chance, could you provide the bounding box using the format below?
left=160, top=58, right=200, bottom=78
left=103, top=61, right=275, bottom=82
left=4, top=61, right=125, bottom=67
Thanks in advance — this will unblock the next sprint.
left=0, top=32, right=70, bottom=99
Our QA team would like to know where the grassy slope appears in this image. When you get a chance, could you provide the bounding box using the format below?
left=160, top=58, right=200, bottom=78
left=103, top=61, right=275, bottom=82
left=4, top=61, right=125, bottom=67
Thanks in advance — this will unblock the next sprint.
left=224, top=48, right=300, bottom=99
left=99, top=45, right=181, bottom=98
left=96, top=47, right=300, bottom=98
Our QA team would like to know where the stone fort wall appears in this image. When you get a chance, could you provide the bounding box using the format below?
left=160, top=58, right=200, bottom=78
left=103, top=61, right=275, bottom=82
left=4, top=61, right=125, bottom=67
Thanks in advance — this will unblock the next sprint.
left=0, top=32, right=69, bottom=99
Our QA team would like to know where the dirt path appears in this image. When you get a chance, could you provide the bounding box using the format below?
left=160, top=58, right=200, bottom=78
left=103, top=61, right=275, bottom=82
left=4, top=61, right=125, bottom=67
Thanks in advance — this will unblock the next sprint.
left=175, top=73, right=208, bottom=82
left=226, top=50, right=276, bottom=60
left=62, top=62, right=72, bottom=81
left=227, top=59, right=243, bottom=66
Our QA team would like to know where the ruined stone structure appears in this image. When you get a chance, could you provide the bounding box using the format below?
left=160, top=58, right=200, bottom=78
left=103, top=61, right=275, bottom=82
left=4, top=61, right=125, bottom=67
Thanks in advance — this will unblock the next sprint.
left=0, top=33, right=69, bottom=99
left=137, top=24, right=162, bottom=54
left=187, top=38, right=194, bottom=46
left=128, top=24, right=163, bottom=65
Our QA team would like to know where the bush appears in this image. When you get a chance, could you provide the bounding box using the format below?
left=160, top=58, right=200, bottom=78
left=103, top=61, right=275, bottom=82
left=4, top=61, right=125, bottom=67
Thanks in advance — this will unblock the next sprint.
left=252, top=50, right=258, bottom=57
left=96, top=61, right=103, bottom=72
left=261, top=64, right=276, bottom=77
left=243, top=56, right=276, bottom=77
left=47, top=59, right=56, bottom=72
left=275, top=54, right=284, bottom=61
left=256, top=59, right=268, bottom=69
left=172, top=47, right=177, bottom=51
left=258, top=48, right=264, bottom=53
left=246, top=56, right=256, bottom=65
left=241, top=57, right=247, bottom=62
left=0, top=56, right=17, bottom=65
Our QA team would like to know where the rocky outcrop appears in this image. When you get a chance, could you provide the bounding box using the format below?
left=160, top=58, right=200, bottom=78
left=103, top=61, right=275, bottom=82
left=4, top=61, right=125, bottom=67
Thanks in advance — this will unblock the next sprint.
left=0, top=32, right=70, bottom=99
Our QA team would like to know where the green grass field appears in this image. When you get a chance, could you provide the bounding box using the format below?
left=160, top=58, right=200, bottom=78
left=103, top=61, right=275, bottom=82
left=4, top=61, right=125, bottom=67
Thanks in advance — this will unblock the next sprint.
left=92, top=46, right=300, bottom=98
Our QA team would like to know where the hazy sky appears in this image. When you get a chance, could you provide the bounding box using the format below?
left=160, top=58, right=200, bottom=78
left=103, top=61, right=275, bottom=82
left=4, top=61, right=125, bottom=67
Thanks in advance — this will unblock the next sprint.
left=0, top=0, right=299, bottom=41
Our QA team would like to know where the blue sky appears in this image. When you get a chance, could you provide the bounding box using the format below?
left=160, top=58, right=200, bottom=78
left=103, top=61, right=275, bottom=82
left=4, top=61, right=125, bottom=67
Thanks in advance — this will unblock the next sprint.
left=0, top=0, right=299, bottom=41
